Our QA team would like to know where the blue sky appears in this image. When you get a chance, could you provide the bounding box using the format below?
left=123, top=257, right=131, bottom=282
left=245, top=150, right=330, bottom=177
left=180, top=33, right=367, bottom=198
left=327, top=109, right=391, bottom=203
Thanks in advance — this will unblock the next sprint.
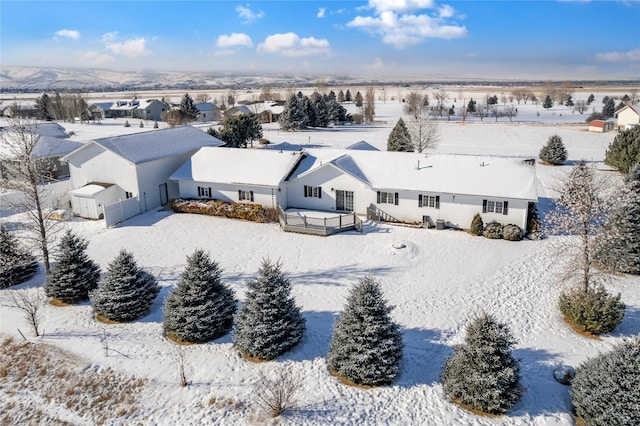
left=2, top=0, right=639, bottom=79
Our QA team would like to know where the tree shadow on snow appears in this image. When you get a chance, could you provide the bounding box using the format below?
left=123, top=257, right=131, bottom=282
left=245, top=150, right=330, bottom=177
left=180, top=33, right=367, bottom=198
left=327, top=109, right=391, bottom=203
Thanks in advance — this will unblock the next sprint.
left=112, top=208, right=173, bottom=228
left=611, top=305, right=640, bottom=337
left=396, top=327, right=451, bottom=388
left=278, top=310, right=336, bottom=363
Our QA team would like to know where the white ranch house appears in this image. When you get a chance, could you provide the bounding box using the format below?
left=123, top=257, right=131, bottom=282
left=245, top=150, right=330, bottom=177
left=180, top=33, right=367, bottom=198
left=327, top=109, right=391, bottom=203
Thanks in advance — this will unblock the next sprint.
left=170, top=147, right=538, bottom=231
left=62, top=126, right=223, bottom=221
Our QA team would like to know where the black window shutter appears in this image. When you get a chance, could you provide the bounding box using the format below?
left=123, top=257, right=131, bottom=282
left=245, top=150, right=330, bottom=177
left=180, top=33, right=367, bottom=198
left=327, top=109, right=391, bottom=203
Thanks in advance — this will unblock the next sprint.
left=418, top=194, right=423, bottom=207
left=482, top=199, right=487, bottom=213
left=394, top=192, right=399, bottom=205
left=318, top=187, right=322, bottom=199
left=435, top=195, right=440, bottom=209
left=250, top=191, right=254, bottom=202
left=208, top=187, right=212, bottom=197
left=377, top=191, right=381, bottom=204
left=503, top=201, right=508, bottom=215
left=238, top=189, right=242, bottom=200
left=304, top=185, right=308, bottom=197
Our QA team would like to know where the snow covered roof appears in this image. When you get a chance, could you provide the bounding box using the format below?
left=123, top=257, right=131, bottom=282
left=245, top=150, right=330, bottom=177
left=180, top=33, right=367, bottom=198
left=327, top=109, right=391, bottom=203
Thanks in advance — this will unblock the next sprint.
left=616, top=104, right=640, bottom=116
left=225, top=105, right=251, bottom=115
left=195, top=103, right=219, bottom=111
left=90, top=102, right=113, bottom=111
left=345, top=141, right=380, bottom=151
left=63, top=126, right=223, bottom=164
left=265, top=142, right=303, bottom=151
left=170, top=147, right=304, bottom=187
left=36, top=122, right=68, bottom=139
left=31, top=136, right=83, bottom=159
left=69, top=183, right=113, bottom=197
left=291, top=149, right=538, bottom=201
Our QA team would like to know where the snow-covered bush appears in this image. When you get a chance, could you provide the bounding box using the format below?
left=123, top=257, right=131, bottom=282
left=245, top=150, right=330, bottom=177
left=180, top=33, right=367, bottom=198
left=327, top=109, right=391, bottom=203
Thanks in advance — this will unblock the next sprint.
left=483, top=222, right=503, bottom=239
left=233, top=259, right=305, bottom=361
left=469, top=213, right=484, bottom=236
left=44, top=230, right=101, bottom=304
left=571, top=337, right=640, bottom=425
left=539, top=134, right=568, bottom=165
left=0, top=225, right=38, bottom=289
left=441, top=312, right=521, bottom=415
left=163, top=249, right=237, bottom=343
left=502, top=224, right=523, bottom=241
left=559, top=285, right=625, bottom=335
left=90, top=249, right=160, bottom=323
left=327, top=276, right=403, bottom=387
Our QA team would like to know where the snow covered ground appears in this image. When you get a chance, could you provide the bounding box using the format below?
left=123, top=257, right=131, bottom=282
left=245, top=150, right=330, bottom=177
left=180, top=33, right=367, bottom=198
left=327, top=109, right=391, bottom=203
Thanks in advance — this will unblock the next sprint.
left=1, top=93, right=639, bottom=425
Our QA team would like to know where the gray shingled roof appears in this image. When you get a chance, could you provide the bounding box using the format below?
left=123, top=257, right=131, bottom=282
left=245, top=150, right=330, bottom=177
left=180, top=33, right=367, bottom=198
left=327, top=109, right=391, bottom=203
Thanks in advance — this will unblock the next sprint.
left=36, top=123, right=69, bottom=139
left=86, top=126, right=223, bottom=164
left=32, top=136, right=84, bottom=159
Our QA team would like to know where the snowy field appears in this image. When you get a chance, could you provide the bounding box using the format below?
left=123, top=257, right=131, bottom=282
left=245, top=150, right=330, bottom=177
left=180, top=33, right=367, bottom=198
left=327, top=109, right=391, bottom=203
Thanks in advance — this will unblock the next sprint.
left=1, top=90, right=639, bottom=425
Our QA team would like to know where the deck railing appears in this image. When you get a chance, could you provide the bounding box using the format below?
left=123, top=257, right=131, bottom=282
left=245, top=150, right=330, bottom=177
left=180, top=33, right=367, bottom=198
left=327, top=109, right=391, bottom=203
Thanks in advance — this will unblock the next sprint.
left=277, top=206, right=363, bottom=236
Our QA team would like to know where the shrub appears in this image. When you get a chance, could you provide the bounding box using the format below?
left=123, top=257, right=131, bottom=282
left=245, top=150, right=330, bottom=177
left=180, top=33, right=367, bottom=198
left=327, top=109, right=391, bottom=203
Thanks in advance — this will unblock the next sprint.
left=604, top=125, right=640, bottom=174
left=559, top=285, right=625, bottom=335
left=502, top=224, right=522, bottom=241
left=442, top=312, right=522, bottom=415
left=469, top=213, right=484, bottom=236
left=571, top=337, right=640, bottom=425
left=153, top=121, right=159, bottom=129
left=172, top=199, right=277, bottom=223
left=124, top=120, right=130, bottom=127
left=483, top=222, right=503, bottom=239
left=539, top=135, right=568, bottom=165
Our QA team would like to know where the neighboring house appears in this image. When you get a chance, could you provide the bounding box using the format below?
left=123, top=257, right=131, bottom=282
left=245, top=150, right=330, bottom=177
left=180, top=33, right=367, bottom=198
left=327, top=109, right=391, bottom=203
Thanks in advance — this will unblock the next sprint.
left=345, top=141, right=380, bottom=151
left=195, top=103, right=221, bottom=122
left=62, top=126, right=223, bottom=219
left=259, top=103, right=284, bottom=123
left=100, top=99, right=168, bottom=121
left=88, top=102, right=112, bottom=120
left=224, top=105, right=252, bottom=119
left=589, top=119, right=615, bottom=133
left=286, top=149, right=537, bottom=230
left=170, top=147, right=305, bottom=209
left=615, top=104, right=640, bottom=129
left=132, top=99, right=168, bottom=121
left=1, top=103, right=37, bottom=118
left=31, top=136, right=84, bottom=179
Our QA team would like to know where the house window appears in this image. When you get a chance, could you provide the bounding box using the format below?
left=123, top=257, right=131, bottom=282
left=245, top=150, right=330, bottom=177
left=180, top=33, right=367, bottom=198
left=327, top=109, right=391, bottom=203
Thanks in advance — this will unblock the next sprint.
left=483, top=199, right=509, bottom=215
left=377, top=191, right=399, bottom=205
left=125, top=192, right=133, bottom=199
left=303, top=185, right=322, bottom=198
left=238, top=190, right=254, bottom=202
left=418, top=194, right=440, bottom=209
left=198, top=186, right=212, bottom=198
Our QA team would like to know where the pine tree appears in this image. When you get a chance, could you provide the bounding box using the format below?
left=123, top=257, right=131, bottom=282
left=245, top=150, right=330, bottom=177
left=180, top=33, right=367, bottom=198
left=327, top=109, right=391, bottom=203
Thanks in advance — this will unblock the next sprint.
left=539, top=134, right=568, bottom=165
left=604, top=125, right=640, bottom=174
left=0, top=225, right=38, bottom=289
left=602, top=98, right=615, bottom=119
left=327, top=276, right=403, bottom=387
left=469, top=213, right=484, bottom=236
left=310, top=92, right=329, bottom=127
left=338, top=90, right=345, bottom=103
left=279, top=95, right=306, bottom=131
left=466, top=98, right=476, bottom=114
left=233, top=259, right=305, bottom=361
left=35, top=93, right=53, bottom=120
left=163, top=249, right=237, bottom=343
left=441, top=312, right=522, bottom=415
left=179, top=93, right=199, bottom=122
left=354, top=91, right=363, bottom=108
left=44, top=230, right=101, bottom=304
left=564, top=95, right=574, bottom=107
left=302, top=97, right=318, bottom=128
left=587, top=94, right=595, bottom=105
left=345, top=89, right=352, bottom=102
left=90, top=249, right=160, bottom=322
left=387, top=118, right=413, bottom=152
left=543, top=95, right=553, bottom=109
left=571, top=337, right=640, bottom=425
left=594, top=164, right=640, bottom=274
left=526, top=202, right=542, bottom=239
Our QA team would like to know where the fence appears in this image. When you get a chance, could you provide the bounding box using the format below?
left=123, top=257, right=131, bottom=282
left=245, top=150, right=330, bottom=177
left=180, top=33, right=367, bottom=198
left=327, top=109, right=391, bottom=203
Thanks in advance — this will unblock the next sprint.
left=277, top=206, right=363, bottom=236
left=103, top=197, right=140, bottom=227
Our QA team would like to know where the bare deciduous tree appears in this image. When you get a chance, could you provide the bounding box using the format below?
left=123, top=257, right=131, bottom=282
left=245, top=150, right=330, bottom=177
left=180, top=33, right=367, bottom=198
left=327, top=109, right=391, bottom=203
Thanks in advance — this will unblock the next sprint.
left=4, top=288, right=44, bottom=337
left=573, top=100, right=588, bottom=115
left=503, top=105, right=518, bottom=123
left=195, top=93, right=211, bottom=104
left=403, top=92, right=429, bottom=119
left=0, top=116, right=63, bottom=274
left=254, top=365, right=302, bottom=418
left=364, top=87, right=376, bottom=123
left=432, top=88, right=449, bottom=118
left=409, top=110, right=440, bottom=153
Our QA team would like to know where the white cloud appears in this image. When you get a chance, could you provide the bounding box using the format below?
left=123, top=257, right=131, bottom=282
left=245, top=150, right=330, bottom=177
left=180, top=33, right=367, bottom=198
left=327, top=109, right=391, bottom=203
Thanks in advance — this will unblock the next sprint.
left=257, top=33, right=331, bottom=57
left=236, top=4, right=264, bottom=24
left=54, top=29, right=80, bottom=40
left=365, top=57, right=385, bottom=69
left=368, top=0, right=436, bottom=13
left=101, top=32, right=119, bottom=43
left=83, top=51, right=115, bottom=65
left=347, top=4, right=466, bottom=49
left=595, top=48, right=640, bottom=63
left=216, top=33, right=253, bottom=49
left=317, top=7, right=326, bottom=18
left=105, top=37, right=150, bottom=58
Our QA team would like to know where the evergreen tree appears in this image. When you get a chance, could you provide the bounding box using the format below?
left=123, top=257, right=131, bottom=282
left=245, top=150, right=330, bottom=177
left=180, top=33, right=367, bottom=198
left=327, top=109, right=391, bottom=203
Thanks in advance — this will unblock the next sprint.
left=466, top=98, right=476, bottom=114
left=44, top=230, right=101, bottom=304
left=387, top=118, right=413, bottom=152
left=279, top=95, right=306, bottom=131
left=302, top=97, right=317, bottom=128
left=219, top=114, right=263, bottom=148
left=345, top=89, right=352, bottom=102
left=539, top=134, right=568, bottom=165
left=327, top=90, right=336, bottom=101
left=564, top=95, right=574, bottom=107
left=327, top=99, right=350, bottom=125
left=594, top=164, right=640, bottom=274
left=571, top=337, right=640, bottom=425
left=179, top=93, right=200, bottom=122
left=469, top=213, right=484, bottom=236
left=327, top=276, right=403, bottom=387
left=604, top=125, right=640, bottom=174
left=90, top=249, right=160, bottom=322
left=441, top=312, right=522, bottom=415
left=526, top=202, right=542, bottom=239
left=602, top=98, right=616, bottom=118
left=163, top=249, right=237, bottom=343
left=0, top=225, right=38, bottom=289
left=310, top=92, right=329, bottom=127
left=35, top=93, right=53, bottom=121
left=587, top=94, right=595, bottom=105
left=542, top=95, right=553, bottom=109
left=233, top=259, right=306, bottom=361
left=354, top=91, right=363, bottom=108
left=338, top=90, right=345, bottom=103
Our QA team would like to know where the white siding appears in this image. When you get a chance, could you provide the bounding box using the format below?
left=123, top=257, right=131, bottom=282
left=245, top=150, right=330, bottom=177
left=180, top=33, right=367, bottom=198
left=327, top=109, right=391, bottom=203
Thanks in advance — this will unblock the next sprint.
left=617, top=108, right=640, bottom=128
left=66, top=144, right=139, bottom=194
left=177, top=180, right=283, bottom=209
left=135, top=153, right=195, bottom=211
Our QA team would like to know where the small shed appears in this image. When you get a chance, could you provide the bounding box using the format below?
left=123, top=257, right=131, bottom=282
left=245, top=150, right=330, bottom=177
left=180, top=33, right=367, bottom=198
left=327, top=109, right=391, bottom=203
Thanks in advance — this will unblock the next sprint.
left=69, top=183, right=121, bottom=219
left=588, top=119, right=614, bottom=133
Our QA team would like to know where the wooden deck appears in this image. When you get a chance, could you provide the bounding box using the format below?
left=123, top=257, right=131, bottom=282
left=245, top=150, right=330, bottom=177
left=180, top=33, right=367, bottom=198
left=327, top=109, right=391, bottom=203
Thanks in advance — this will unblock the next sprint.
left=277, top=207, right=363, bottom=236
